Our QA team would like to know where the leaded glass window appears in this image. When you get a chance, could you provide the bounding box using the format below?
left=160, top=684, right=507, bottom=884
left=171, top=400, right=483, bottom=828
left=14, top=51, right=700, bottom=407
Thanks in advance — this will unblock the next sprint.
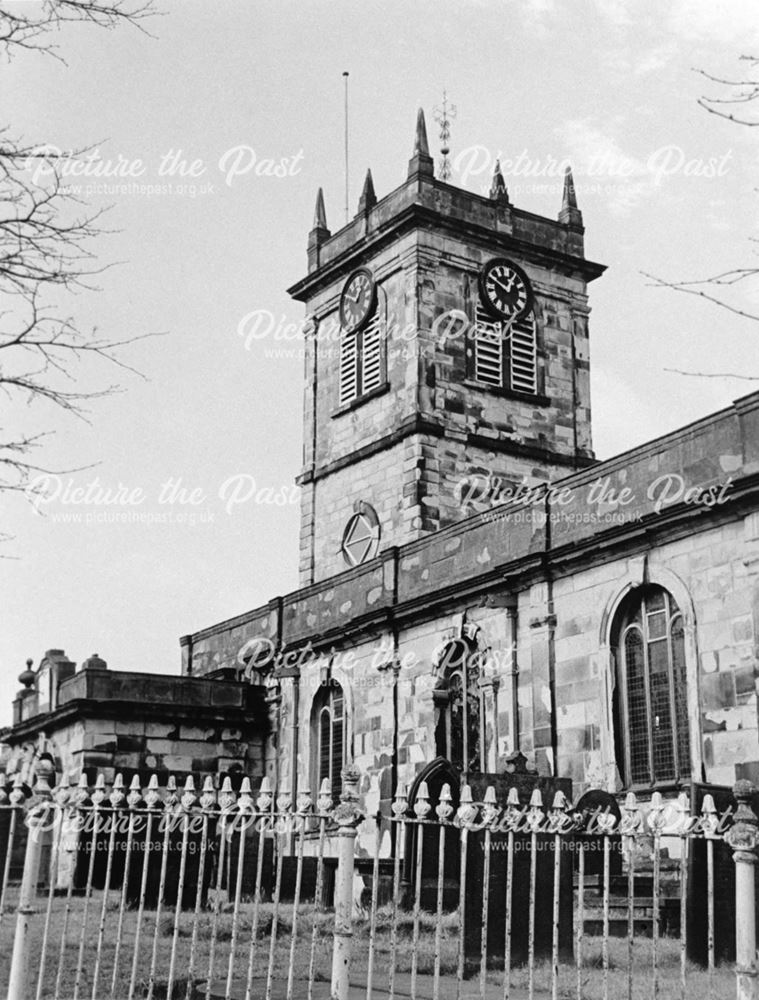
left=615, top=587, right=691, bottom=787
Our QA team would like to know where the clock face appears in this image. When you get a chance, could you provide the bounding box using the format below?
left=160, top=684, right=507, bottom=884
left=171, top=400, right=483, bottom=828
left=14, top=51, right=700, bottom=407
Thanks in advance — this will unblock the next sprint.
left=339, top=268, right=376, bottom=333
left=479, top=258, right=533, bottom=320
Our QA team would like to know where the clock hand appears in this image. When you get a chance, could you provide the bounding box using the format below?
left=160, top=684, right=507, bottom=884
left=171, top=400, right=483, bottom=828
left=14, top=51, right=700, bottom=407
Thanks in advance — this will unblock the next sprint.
left=492, top=276, right=515, bottom=298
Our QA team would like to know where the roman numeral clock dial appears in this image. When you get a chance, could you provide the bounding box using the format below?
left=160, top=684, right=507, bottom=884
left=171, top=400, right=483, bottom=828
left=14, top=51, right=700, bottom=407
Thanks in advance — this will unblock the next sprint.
left=478, top=258, right=533, bottom=321
left=339, top=267, right=376, bottom=333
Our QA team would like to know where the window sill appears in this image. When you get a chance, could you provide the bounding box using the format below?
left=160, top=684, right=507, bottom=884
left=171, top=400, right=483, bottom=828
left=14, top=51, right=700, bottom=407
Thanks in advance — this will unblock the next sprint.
left=332, top=381, right=390, bottom=418
left=463, top=380, right=550, bottom=407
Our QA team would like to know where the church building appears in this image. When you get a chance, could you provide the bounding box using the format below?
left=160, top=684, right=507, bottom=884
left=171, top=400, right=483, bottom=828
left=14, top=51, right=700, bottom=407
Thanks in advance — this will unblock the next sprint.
left=181, top=109, right=759, bottom=821
left=6, top=110, right=759, bottom=832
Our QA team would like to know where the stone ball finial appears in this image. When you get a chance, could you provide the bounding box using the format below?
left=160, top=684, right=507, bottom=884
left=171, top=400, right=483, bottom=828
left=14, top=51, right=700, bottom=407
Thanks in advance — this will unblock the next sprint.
left=18, top=660, right=36, bottom=690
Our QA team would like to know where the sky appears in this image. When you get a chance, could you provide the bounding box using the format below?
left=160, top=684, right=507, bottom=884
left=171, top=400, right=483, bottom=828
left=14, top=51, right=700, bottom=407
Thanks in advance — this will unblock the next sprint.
left=3, top=0, right=759, bottom=725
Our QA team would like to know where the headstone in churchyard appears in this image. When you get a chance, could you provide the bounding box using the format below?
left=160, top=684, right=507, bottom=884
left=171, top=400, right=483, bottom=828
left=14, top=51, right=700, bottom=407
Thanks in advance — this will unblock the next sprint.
left=465, top=765, right=574, bottom=973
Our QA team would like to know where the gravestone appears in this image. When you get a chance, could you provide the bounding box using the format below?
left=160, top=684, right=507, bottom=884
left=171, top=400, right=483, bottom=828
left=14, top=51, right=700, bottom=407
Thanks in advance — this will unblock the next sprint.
left=463, top=763, right=573, bottom=973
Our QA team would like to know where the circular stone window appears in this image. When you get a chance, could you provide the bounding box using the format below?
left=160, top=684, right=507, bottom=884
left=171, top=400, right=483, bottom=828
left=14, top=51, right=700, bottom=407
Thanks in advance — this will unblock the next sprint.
left=341, top=504, right=380, bottom=567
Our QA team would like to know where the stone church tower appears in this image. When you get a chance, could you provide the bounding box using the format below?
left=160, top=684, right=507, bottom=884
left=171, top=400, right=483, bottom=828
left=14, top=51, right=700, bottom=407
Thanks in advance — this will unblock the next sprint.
left=289, top=110, right=605, bottom=585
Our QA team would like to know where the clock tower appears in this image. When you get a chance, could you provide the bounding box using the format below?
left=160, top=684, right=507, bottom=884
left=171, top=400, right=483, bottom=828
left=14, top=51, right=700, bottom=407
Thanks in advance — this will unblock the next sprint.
left=288, top=110, right=605, bottom=585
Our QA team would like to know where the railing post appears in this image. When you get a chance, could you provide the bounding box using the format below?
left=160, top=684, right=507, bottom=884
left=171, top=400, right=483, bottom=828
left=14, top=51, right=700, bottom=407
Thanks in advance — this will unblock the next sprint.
left=7, top=769, right=53, bottom=1000
left=726, top=779, right=759, bottom=1000
left=331, top=764, right=364, bottom=1000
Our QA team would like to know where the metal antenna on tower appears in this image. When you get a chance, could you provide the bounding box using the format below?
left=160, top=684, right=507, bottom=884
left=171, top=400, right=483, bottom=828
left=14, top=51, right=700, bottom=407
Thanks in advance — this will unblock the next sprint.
left=343, top=71, right=350, bottom=223
left=433, top=89, right=457, bottom=182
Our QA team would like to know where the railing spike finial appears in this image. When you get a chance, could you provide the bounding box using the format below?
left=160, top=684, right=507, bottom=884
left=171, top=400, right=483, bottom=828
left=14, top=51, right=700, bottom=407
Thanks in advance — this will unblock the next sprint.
left=72, top=773, right=91, bottom=809
left=392, top=782, right=408, bottom=819
left=256, top=777, right=273, bottom=813
left=436, top=782, right=454, bottom=822
left=526, top=787, right=545, bottom=833
left=548, top=789, right=569, bottom=833
left=504, top=786, right=523, bottom=832
left=145, top=775, right=161, bottom=810
left=296, top=787, right=313, bottom=815
left=200, top=775, right=217, bottom=811
left=9, top=774, right=25, bottom=808
left=482, top=785, right=501, bottom=827
left=670, top=790, right=694, bottom=836
left=701, top=793, right=719, bottom=838
left=414, top=780, right=431, bottom=820
left=219, top=777, right=237, bottom=813
left=109, top=775, right=126, bottom=810
left=621, top=790, right=642, bottom=836
left=276, top=790, right=293, bottom=816
left=92, top=777, right=107, bottom=809
left=53, top=780, right=70, bottom=810
left=237, top=779, right=254, bottom=820
left=165, top=775, right=180, bottom=812
left=127, top=776, right=143, bottom=810
left=180, top=776, right=198, bottom=812
left=317, top=777, right=333, bottom=815
left=647, top=791, right=666, bottom=835
left=455, top=784, right=479, bottom=829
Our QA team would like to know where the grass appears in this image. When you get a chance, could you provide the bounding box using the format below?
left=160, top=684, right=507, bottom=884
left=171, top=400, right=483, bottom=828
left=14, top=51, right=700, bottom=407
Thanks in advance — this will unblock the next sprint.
left=0, top=887, right=735, bottom=999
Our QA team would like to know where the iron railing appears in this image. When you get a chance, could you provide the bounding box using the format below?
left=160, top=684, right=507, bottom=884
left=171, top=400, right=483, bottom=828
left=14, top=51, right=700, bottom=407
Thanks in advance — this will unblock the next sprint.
left=0, top=765, right=757, bottom=1000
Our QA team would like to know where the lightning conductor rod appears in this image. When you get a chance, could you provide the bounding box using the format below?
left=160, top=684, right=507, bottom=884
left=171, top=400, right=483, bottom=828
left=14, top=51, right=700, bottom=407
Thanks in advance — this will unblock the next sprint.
left=343, top=71, right=349, bottom=224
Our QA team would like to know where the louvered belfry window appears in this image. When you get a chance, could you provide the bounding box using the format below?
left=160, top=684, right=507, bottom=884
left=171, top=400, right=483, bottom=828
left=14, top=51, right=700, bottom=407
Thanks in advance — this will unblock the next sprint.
left=338, top=312, right=383, bottom=407
left=315, top=682, right=345, bottom=799
left=615, top=587, right=691, bottom=787
left=471, top=302, right=537, bottom=394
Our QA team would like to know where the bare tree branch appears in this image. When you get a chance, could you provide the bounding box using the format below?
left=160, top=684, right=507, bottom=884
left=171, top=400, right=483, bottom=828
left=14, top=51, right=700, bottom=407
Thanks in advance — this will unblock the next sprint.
left=643, top=57, right=759, bottom=381
left=663, top=368, right=759, bottom=381
left=695, top=55, right=759, bottom=126
left=0, top=0, right=157, bottom=62
left=642, top=270, right=759, bottom=324
left=0, top=1, right=159, bottom=498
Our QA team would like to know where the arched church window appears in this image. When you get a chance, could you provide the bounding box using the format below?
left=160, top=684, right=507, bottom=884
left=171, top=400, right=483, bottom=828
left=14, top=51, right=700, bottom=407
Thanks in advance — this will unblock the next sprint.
left=433, top=638, right=484, bottom=773
left=612, top=586, right=691, bottom=787
left=312, top=680, right=345, bottom=799
left=338, top=271, right=386, bottom=407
